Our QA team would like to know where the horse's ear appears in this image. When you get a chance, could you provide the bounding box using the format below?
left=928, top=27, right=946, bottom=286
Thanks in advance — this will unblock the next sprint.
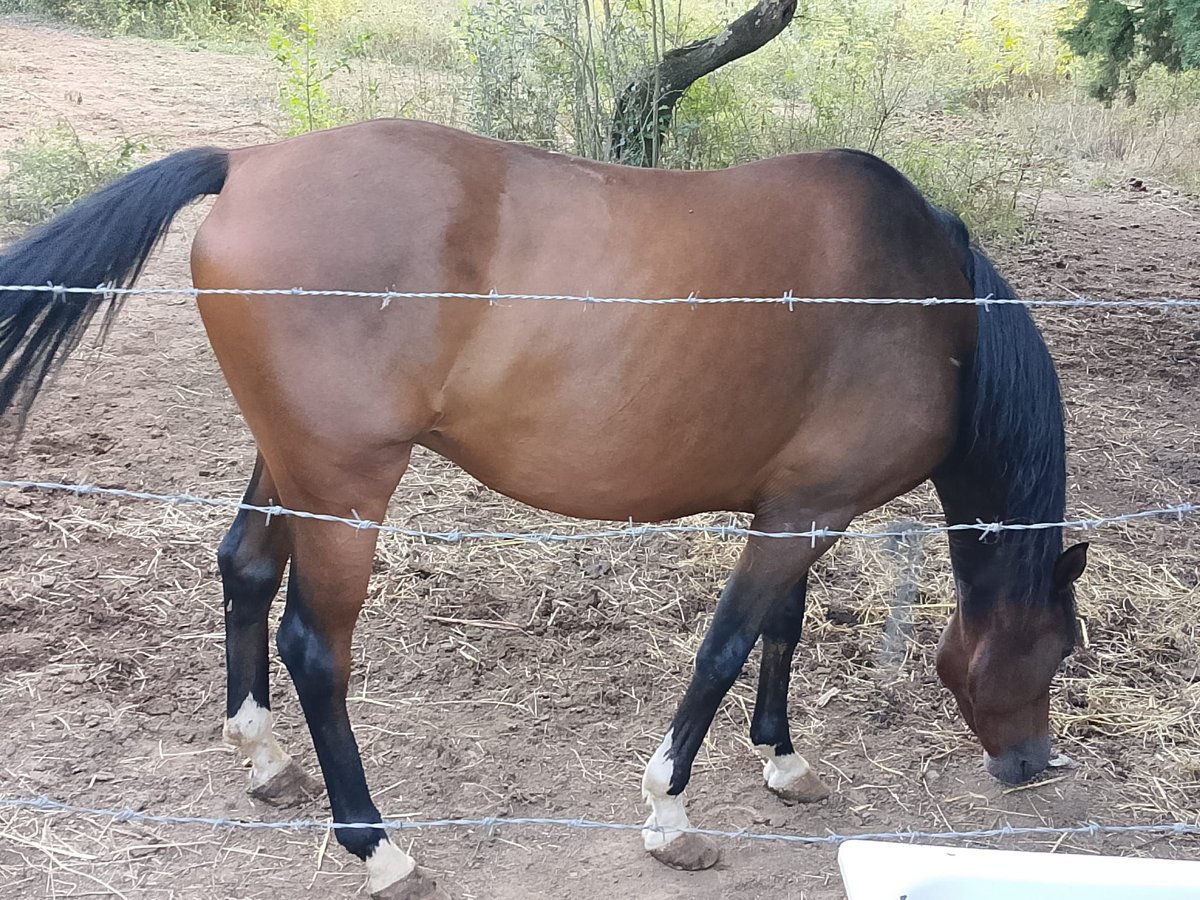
left=1053, top=543, right=1088, bottom=589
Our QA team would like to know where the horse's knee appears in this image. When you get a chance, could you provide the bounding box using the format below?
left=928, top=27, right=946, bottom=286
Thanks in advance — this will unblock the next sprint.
left=221, top=512, right=287, bottom=722
left=218, top=523, right=281, bottom=616
left=276, top=605, right=336, bottom=693
left=693, top=637, right=751, bottom=692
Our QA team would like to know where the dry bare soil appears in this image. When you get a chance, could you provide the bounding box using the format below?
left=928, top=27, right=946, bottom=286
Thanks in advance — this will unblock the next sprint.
left=0, top=20, right=1197, bottom=900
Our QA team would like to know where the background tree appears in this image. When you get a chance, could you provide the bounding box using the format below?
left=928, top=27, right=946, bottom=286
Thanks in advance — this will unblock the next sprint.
left=609, top=0, right=797, bottom=166
left=1062, top=0, right=1200, bottom=102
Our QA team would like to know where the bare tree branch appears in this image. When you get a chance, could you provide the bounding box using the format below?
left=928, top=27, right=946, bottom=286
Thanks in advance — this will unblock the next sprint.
left=608, top=0, right=798, bottom=167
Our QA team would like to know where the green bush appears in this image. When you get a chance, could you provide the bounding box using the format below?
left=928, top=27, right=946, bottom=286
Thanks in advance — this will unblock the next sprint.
left=1061, top=0, right=1200, bottom=102
left=459, top=0, right=657, bottom=158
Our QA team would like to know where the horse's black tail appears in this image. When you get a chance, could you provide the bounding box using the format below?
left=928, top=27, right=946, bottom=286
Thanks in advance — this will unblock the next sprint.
left=932, top=204, right=1066, bottom=545
left=0, top=147, right=229, bottom=429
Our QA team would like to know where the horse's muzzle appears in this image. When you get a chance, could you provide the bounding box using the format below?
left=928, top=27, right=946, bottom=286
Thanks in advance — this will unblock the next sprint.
left=984, top=737, right=1051, bottom=785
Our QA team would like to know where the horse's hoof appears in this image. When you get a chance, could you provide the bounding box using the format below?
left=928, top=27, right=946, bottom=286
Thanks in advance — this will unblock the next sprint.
left=767, top=767, right=830, bottom=804
left=649, top=832, right=721, bottom=871
left=248, top=761, right=322, bottom=807
left=371, top=867, right=451, bottom=900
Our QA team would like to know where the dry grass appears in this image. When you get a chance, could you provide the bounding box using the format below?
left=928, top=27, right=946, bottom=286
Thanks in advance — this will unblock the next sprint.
left=1002, top=86, right=1200, bottom=198
left=3, top=426, right=1197, bottom=896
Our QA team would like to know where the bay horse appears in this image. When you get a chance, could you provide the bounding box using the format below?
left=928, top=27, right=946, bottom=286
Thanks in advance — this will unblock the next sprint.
left=0, top=119, right=1087, bottom=899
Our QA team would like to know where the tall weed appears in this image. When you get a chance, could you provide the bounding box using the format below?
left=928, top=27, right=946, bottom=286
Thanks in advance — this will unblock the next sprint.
left=0, top=125, right=143, bottom=235
left=270, top=10, right=375, bottom=133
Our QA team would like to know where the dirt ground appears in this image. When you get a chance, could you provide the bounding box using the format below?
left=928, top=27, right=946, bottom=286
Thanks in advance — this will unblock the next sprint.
left=0, top=19, right=1197, bottom=900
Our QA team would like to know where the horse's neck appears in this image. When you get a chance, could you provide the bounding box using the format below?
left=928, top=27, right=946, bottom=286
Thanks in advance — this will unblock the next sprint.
left=933, top=459, right=1061, bottom=609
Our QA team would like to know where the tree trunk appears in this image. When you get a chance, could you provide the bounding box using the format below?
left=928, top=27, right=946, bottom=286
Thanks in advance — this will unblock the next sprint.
left=608, top=0, right=798, bottom=167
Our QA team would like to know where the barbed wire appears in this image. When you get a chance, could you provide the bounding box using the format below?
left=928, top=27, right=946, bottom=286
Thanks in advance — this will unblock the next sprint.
left=3, top=283, right=1200, bottom=308
left=0, top=478, right=1195, bottom=544
left=1, top=796, right=1197, bottom=846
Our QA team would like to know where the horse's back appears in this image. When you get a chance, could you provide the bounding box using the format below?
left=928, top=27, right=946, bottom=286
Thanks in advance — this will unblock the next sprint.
left=197, top=120, right=962, bottom=295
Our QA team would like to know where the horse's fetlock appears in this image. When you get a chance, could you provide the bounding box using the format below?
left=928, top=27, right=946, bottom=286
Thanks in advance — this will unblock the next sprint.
left=749, top=712, right=788, bottom=749
left=336, top=823, right=389, bottom=862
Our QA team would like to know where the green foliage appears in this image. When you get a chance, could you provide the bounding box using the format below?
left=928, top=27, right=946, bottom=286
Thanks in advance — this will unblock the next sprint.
left=890, top=130, right=1048, bottom=237
left=1176, top=1, right=1200, bottom=66
left=456, top=0, right=1059, bottom=234
left=6, top=0, right=1197, bottom=232
left=1062, top=0, right=1200, bottom=102
left=0, top=125, right=143, bottom=234
left=269, top=11, right=375, bottom=134
left=459, top=0, right=655, bottom=157
left=0, top=0, right=275, bottom=41
left=459, top=0, right=563, bottom=147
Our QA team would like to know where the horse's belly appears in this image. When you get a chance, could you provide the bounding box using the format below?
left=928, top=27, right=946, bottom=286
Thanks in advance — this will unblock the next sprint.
left=419, top=417, right=772, bottom=522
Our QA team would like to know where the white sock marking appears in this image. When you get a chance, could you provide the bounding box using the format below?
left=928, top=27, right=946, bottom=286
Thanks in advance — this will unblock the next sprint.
left=365, top=839, right=417, bottom=894
left=755, top=744, right=812, bottom=791
left=224, top=697, right=293, bottom=788
left=641, top=730, right=690, bottom=850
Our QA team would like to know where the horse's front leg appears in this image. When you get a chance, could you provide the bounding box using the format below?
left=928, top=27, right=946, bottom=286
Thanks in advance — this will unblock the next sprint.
left=749, top=575, right=831, bottom=803
left=220, top=454, right=320, bottom=805
left=642, top=515, right=846, bottom=870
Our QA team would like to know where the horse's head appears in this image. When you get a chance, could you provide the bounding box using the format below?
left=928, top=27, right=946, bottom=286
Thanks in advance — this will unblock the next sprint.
left=935, top=542, right=1087, bottom=784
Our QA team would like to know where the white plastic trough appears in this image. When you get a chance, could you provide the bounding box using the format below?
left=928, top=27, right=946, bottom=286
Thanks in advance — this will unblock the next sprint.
left=838, top=839, right=1200, bottom=900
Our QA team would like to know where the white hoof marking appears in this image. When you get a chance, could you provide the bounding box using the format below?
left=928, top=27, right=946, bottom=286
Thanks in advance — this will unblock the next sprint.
left=641, top=730, right=690, bottom=850
left=224, top=698, right=293, bottom=789
left=365, top=839, right=417, bottom=894
left=755, top=744, right=812, bottom=792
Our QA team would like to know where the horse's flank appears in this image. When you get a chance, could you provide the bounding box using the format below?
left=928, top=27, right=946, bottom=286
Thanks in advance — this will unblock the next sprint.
left=192, top=119, right=976, bottom=526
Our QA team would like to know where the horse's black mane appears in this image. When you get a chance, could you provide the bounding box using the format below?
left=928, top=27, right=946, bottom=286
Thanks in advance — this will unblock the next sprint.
left=931, top=204, right=1067, bottom=609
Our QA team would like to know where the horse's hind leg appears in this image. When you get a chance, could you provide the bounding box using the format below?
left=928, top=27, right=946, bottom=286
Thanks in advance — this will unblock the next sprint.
left=749, top=575, right=831, bottom=803
left=272, top=453, right=448, bottom=900
left=220, top=454, right=320, bottom=805
left=642, top=512, right=848, bottom=870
